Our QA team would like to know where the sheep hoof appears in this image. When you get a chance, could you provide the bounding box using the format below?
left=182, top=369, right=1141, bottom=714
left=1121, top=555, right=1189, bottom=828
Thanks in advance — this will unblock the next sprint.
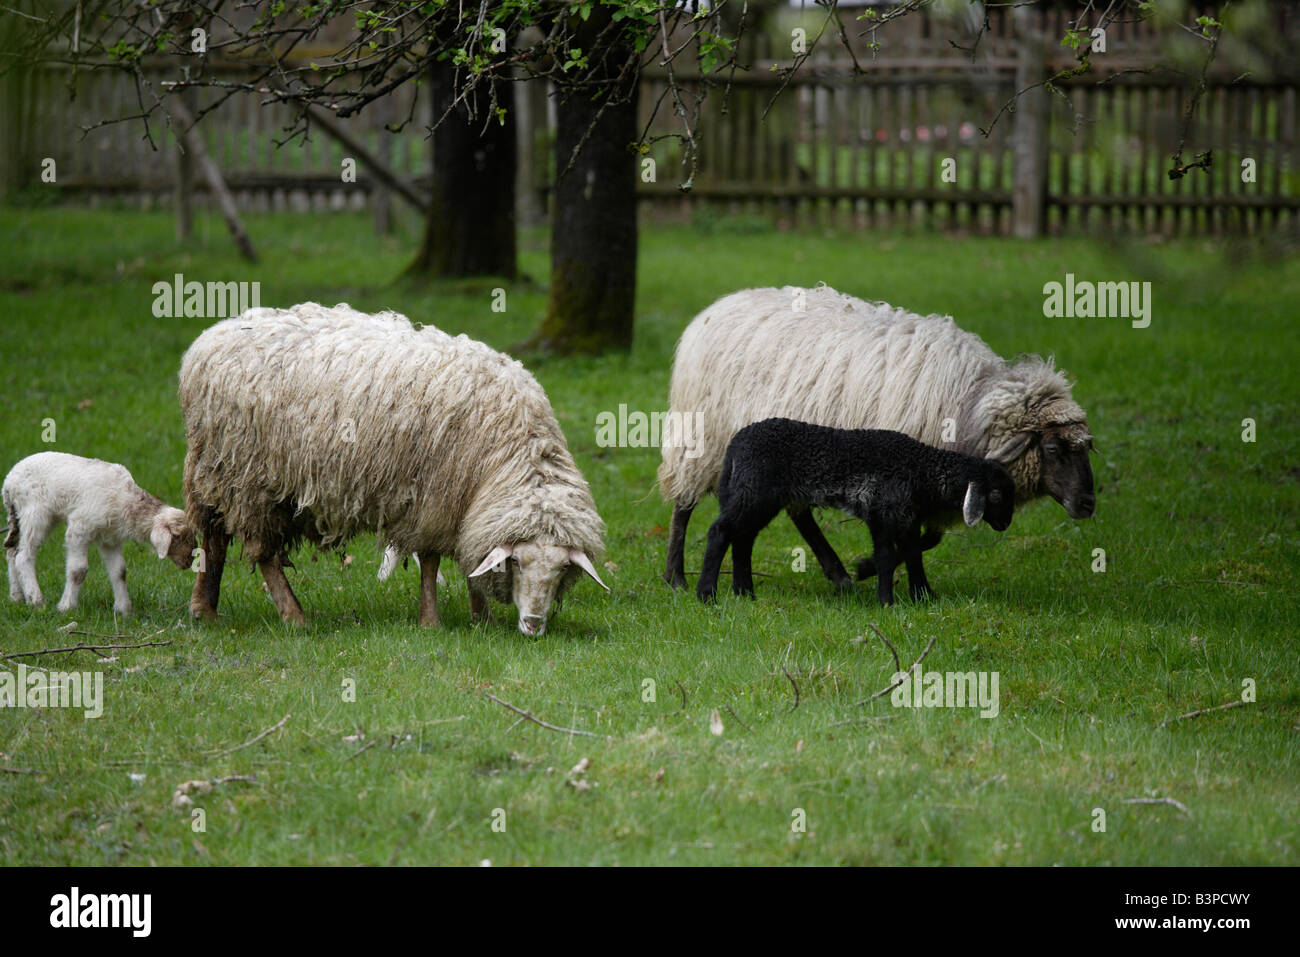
left=663, top=571, right=688, bottom=590
left=832, top=576, right=855, bottom=594
left=190, top=602, right=217, bottom=621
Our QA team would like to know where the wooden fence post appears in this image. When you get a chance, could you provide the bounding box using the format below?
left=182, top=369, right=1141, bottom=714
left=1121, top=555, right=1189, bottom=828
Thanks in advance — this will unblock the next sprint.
left=1012, top=8, right=1049, bottom=238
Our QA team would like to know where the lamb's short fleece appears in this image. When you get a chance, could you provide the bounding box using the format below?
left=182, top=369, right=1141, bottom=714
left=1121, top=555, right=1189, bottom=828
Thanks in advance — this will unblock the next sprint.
left=3, top=451, right=194, bottom=615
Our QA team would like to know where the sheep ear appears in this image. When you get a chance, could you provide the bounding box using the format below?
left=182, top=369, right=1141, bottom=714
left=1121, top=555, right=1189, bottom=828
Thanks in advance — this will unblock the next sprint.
left=568, top=549, right=609, bottom=591
left=962, top=482, right=985, bottom=527
left=469, top=546, right=513, bottom=577
left=149, top=521, right=172, bottom=560
left=988, top=432, right=1034, bottom=464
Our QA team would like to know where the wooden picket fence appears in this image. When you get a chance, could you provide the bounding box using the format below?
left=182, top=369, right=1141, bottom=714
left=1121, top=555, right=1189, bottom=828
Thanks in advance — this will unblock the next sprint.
left=8, top=3, right=1298, bottom=235
left=633, top=68, right=1299, bottom=235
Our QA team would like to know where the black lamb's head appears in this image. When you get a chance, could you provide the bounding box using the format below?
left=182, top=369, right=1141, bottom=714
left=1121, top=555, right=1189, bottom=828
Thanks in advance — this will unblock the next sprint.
left=963, top=461, right=1017, bottom=532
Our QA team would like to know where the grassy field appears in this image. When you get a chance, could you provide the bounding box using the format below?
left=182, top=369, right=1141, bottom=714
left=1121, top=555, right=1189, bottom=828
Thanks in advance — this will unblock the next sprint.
left=0, top=206, right=1296, bottom=865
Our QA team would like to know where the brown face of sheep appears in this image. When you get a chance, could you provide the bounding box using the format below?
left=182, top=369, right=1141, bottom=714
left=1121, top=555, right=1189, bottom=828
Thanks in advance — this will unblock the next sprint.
left=151, top=511, right=198, bottom=570
left=469, top=542, right=609, bottom=636
left=993, top=425, right=1096, bottom=521
left=1038, top=425, right=1096, bottom=520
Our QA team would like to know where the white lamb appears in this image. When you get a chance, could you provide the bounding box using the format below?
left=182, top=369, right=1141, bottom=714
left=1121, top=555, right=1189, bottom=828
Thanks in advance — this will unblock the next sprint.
left=3, top=452, right=196, bottom=616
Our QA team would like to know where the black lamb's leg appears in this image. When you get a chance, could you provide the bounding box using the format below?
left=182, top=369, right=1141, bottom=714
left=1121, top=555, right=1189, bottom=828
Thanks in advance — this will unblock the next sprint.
left=696, top=517, right=731, bottom=602
left=787, top=507, right=853, bottom=592
left=903, top=525, right=935, bottom=602
left=856, top=526, right=944, bottom=581
left=730, top=529, right=758, bottom=598
left=664, top=500, right=695, bottom=589
left=864, top=516, right=899, bottom=607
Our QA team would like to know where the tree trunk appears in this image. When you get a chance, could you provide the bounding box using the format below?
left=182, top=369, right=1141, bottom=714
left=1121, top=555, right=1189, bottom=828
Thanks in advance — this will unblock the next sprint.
left=529, top=18, right=639, bottom=354
left=407, top=57, right=517, bottom=279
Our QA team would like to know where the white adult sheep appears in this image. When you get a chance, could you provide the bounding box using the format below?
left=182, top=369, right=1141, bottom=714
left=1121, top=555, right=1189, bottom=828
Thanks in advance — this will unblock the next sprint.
left=3, top=452, right=196, bottom=615
left=658, top=285, right=1096, bottom=590
left=179, top=303, right=608, bottom=634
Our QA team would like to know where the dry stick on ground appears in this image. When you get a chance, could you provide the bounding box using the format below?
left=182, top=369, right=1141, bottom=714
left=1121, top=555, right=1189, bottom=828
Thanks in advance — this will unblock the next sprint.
left=781, top=665, right=800, bottom=713
left=722, top=704, right=753, bottom=733
left=867, top=622, right=901, bottom=674
left=1123, top=796, right=1192, bottom=816
left=675, top=680, right=688, bottom=712
left=1157, top=699, right=1248, bottom=728
left=348, top=740, right=378, bottom=760
left=2, top=638, right=173, bottom=661
left=482, top=693, right=610, bottom=739
left=206, top=713, right=292, bottom=758
left=855, top=635, right=938, bottom=707
left=1, top=767, right=41, bottom=774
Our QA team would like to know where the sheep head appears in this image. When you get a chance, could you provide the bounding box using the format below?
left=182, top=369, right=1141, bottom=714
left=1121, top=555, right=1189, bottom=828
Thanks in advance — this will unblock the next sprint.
left=963, top=461, right=1018, bottom=531
left=150, top=508, right=198, bottom=570
left=469, top=541, right=608, bottom=635
left=991, top=423, right=1095, bottom=520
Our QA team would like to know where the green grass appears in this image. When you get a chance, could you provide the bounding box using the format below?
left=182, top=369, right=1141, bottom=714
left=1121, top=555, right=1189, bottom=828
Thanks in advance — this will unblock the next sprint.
left=1, top=206, right=1297, bottom=865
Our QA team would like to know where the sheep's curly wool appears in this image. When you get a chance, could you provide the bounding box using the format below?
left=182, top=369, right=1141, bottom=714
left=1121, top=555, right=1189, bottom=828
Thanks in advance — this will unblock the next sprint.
left=179, top=303, right=604, bottom=589
left=658, top=284, right=1090, bottom=508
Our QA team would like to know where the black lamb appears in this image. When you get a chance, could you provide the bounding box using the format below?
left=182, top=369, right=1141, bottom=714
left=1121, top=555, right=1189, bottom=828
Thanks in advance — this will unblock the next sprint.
left=696, top=418, right=1017, bottom=606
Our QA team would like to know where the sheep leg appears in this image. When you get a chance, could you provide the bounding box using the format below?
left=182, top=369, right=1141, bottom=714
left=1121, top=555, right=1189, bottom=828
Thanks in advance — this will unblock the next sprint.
left=12, top=514, right=50, bottom=608
left=98, top=543, right=133, bottom=617
left=856, top=526, right=944, bottom=581
left=417, top=551, right=441, bottom=627
left=787, top=507, right=853, bottom=591
left=902, top=527, right=935, bottom=602
left=5, top=548, right=20, bottom=603
left=696, top=517, right=732, bottom=602
left=663, top=501, right=694, bottom=589
left=864, top=517, right=899, bottom=607
left=56, top=531, right=91, bottom=614
left=729, top=531, right=759, bottom=598
left=191, top=520, right=229, bottom=620
left=259, top=558, right=306, bottom=624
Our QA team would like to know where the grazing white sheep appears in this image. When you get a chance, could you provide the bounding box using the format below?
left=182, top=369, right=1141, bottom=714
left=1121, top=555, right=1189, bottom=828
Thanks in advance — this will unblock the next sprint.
left=659, top=285, right=1096, bottom=589
left=3, top=452, right=195, bottom=615
left=179, top=302, right=607, bottom=634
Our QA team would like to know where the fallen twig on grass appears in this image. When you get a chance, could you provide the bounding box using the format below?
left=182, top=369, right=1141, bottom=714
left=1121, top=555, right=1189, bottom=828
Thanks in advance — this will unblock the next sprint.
left=722, top=703, right=752, bottom=733
left=3, top=635, right=172, bottom=660
left=855, top=635, right=938, bottom=706
left=348, top=740, right=378, bottom=760
left=205, top=713, right=292, bottom=757
left=867, top=622, right=901, bottom=674
left=781, top=665, right=800, bottom=713
left=482, top=693, right=609, bottom=739
left=827, top=714, right=898, bottom=728
left=1123, top=796, right=1192, bottom=816
left=1157, top=699, right=1248, bottom=728
left=675, top=679, right=688, bottom=712
left=1, top=767, right=41, bottom=775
